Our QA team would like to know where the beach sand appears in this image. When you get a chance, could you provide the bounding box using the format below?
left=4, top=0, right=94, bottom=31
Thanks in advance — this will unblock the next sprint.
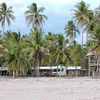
left=0, top=77, right=100, bottom=100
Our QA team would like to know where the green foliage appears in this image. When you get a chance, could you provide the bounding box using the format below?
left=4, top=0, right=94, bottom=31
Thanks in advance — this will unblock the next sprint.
left=65, top=20, right=79, bottom=41
left=2, top=32, right=30, bottom=77
left=0, top=3, right=15, bottom=31
left=25, top=3, right=47, bottom=28
left=0, top=2, right=100, bottom=77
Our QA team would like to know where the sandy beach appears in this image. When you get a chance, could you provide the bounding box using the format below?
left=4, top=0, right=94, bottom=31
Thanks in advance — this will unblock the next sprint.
left=0, top=77, right=100, bottom=100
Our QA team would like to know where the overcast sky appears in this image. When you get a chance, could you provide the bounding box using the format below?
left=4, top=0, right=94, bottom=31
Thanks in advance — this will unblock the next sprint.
left=0, top=0, right=100, bottom=43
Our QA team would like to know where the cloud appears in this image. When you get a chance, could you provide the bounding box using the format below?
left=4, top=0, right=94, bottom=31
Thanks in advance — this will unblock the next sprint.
left=0, top=0, right=100, bottom=37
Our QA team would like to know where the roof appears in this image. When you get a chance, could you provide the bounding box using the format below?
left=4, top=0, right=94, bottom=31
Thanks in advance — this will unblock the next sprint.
left=0, top=67, right=8, bottom=70
left=87, top=52, right=93, bottom=56
left=40, top=66, right=65, bottom=70
left=32, top=66, right=66, bottom=70
left=87, top=49, right=100, bottom=56
left=67, top=66, right=81, bottom=70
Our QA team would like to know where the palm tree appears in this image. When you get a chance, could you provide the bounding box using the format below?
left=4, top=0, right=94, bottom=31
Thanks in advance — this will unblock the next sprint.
left=3, top=32, right=30, bottom=78
left=65, top=20, right=79, bottom=41
left=84, top=10, right=94, bottom=35
left=95, top=5, right=100, bottom=16
left=24, top=28, right=49, bottom=77
left=73, top=1, right=91, bottom=46
left=85, top=5, right=100, bottom=37
left=69, top=41, right=82, bottom=77
left=25, top=3, right=47, bottom=29
left=88, top=26, right=100, bottom=76
left=95, top=6, right=100, bottom=28
left=0, top=42, right=6, bottom=76
left=90, top=26, right=100, bottom=53
left=0, top=3, right=15, bottom=34
left=51, top=34, right=70, bottom=76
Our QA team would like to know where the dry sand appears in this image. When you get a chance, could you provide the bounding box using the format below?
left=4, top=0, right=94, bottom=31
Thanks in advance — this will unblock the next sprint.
left=0, top=77, right=100, bottom=100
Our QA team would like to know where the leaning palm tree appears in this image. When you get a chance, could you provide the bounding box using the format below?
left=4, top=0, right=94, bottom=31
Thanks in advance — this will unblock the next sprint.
left=25, top=3, right=47, bottom=29
left=0, top=3, right=15, bottom=33
left=65, top=20, right=79, bottom=41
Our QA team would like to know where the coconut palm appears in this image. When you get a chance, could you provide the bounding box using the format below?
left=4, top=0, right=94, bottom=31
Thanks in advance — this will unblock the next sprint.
left=3, top=32, right=30, bottom=78
left=88, top=26, right=100, bottom=76
left=85, top=13, right=95, bottom=34
left=90, top=26, right=100, bottom=53
left=0, top=3, right=15, bottom=33
left=25, top=3, right=47, bottom=29
left=84, top=10, right=94, bottom=35
left=0, top=42, right=6, bottom=73
left=95, top=6, right=100, bottom=27
left=65, top=20, right=79, bottom=41
left=95, top=5, right=100, bottom=15
left=73, top=1, right=91, bottom=45
left=70, top=41, right=81, bottom=65
left=84, top=5, right=100, bottom=36
left=69, top=41, right=82, bottom=76
left=51, top=34, right=70, bottom=76
left=24, top=28, right=49, bottom=77
left=43, top=32, right=58, bottom=66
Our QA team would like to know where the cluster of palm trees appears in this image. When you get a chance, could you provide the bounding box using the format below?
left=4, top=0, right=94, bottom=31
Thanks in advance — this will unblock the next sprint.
left=0, top=1, right=100, bottom=77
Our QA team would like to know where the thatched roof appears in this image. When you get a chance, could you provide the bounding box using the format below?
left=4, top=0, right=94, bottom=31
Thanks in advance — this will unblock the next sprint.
left=87, top=51, right=100, bottom=56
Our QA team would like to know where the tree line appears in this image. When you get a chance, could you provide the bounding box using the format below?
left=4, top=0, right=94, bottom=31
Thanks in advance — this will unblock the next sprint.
left=0, top=1, right=100, bottom=77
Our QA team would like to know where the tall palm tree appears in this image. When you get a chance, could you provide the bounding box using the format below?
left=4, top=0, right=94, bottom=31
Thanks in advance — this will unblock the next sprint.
left=24, top=28, right=48, bottom=77
left=88, top=26, right=100, bottom=76
left=73, top=1, right=91, bottom=45
left=84, top=6, right=100, bottom=40
left=65, top=20, right=79, bottom=41
left=95, top=5, right=100, bottom=16
left=95, top=6, right=100, bottom=27
left=90, top=26, right=100, bottom=53
left=69, top=41, right=82, bottom=77
left=51, top=34, right=70, bottom=76
left=70, top=41, right=81, bottom=65
left=0, top=3, right=15, bottom=33
left=25, top=3, right=47, bottom=29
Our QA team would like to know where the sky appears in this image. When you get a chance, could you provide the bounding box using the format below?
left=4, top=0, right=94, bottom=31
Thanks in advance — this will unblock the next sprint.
left=0, top=0, right=100, bottom=43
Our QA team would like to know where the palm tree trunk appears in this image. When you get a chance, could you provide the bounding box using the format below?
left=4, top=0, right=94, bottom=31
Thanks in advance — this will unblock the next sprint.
left=86, top=32, right=88, bottom=42
left=75, top=66, right=78, bottom=77
left=96, top=55, right=99, bottom=77
left=34, top=63, right=40, bottom=77
left=0, top=66, right=3, bottom=76
left=88, top=56, right=91, bottom=76
left=56, top=65, right=59, bottom=77
left=13, top=70, right=16, bottom=78
left=34, top=52, right=40, bottom=77
left=2, top=27, right=4, bottom=36
left=81, top=28, right=84, bottom=71
left=81, top=29, right=84, bottom=48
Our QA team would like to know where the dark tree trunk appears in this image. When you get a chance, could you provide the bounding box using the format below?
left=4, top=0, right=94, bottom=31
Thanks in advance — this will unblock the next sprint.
left=34, top=52, right=40, bottom=77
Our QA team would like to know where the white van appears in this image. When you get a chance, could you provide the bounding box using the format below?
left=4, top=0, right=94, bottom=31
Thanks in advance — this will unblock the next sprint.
left=52, top=65, right=66, bottom=76
left=39, top=65, right=66, bottom=76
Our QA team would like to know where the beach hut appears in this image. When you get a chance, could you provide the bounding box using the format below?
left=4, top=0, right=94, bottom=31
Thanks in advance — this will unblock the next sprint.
left=87, top=50, right=100, bottom=77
